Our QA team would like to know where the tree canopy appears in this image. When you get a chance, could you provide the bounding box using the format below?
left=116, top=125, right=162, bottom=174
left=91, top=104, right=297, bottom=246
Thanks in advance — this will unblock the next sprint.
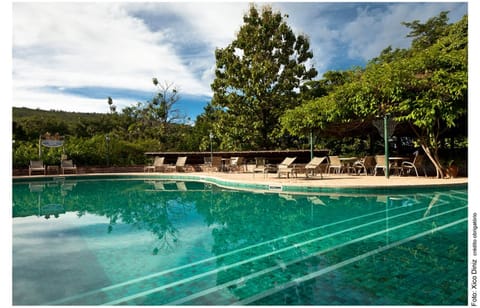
left=281, top=12, right=467, bottom=178
left=210, top=4, right=317, bottom=150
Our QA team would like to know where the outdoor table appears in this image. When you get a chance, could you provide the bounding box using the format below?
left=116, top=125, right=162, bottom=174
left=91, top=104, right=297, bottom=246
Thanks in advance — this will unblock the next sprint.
left=389, top=156, right=411, bottom=175
left=47, top=165, right=59, bottom=175
left=339, top=157, right=358, bottom=174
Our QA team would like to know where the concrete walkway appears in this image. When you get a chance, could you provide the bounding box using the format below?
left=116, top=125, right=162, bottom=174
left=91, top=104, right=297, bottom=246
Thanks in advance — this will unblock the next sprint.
left=17, top=171, right=467, bottom=190
left=185, top=172, right=468, bottom=188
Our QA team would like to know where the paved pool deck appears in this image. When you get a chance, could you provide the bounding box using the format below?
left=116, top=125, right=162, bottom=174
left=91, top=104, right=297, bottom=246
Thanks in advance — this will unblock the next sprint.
left=15, top=171, right=468, bottom=190
left=181, top=172, right=468, bottom=188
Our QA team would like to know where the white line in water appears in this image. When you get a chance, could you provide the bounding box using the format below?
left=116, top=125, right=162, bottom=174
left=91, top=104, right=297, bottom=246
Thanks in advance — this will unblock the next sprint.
left=167, top=208, right=466, bottom=305
left=48, top=195, right=461, bottom=305
left=104, top=206, right=466, bottom=305
left=48, top=201, right=413, bottom=304
left=236, top=217, right=467, bottom=305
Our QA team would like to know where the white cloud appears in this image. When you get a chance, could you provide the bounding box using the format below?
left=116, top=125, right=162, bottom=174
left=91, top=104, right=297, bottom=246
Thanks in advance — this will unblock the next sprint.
left=12, top=2, right=467, bottom=114
left=275, top=3, right=342, bottom=75
left=123, top=2, right=250, bottom=94
left=162, top=2, right=249, bottom=49
left=12, top=2, right=211, bottom=112
left=13, top=85, right=131, bottom=113
left=340, top=3, right=466, bottom=61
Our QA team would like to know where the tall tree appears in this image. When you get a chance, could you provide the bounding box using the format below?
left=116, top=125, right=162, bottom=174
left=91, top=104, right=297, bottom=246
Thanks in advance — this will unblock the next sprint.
left=397, top=14, right=467, bottom=178
left=402, top=11, right=450, bottom=50
left=210, top=4, right=317, bottom=150
left=282, top=12, right=467, bottom=178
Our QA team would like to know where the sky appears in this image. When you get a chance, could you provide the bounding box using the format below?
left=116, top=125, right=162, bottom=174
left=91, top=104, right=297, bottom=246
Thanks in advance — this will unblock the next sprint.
left=11, top=2, right=468, bottom=120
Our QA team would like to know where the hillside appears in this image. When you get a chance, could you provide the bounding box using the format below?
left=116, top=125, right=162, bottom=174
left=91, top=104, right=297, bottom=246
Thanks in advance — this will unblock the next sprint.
left=13, top=107, right=106, bottom=122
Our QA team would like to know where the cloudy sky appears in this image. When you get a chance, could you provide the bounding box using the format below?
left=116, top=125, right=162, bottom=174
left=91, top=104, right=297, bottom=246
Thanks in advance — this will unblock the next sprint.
left=12, top=2, right=468, bottom=120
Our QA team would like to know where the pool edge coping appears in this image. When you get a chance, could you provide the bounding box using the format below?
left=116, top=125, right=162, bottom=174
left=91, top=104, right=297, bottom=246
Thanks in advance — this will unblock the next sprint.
left=12, top=173, right=468, bottom=195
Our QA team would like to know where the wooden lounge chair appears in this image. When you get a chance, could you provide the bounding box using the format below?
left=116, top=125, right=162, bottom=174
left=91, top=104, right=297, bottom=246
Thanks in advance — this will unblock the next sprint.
left=166, top=156, right=187, bottom=172
left=277, top=157, right=298, bottom=178
left=29, top=160, right=46, bottom=176
left=144, top=156, right=165, bottom=172
left=61, top=159, right=77, bottom=174
left=305, top=156, right=328, bottom=178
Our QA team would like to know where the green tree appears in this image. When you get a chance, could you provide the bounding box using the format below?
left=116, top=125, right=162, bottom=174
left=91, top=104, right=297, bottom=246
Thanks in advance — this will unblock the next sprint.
left=210, top=4, right=317, bottom=150
left=123, top=79, right=183, bottom=142
left=396, top=14, right=467, bottom=178
left=402, top=11, right=450, bottom=50
left=281, top=68, right=367, bottom=140
left=282, top=12, right=467, bottom=178
left=192, top=104, right=222, bottom=151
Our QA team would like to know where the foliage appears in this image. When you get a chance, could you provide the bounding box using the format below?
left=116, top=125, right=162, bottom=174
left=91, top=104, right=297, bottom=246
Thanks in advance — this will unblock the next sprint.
left=12, top=11, right=467, bottom=176
left=121, top=79, right=184, bottom=141
left=281, top=12, right=467, bottom=178
left=12, top=141, right=38, bottom=167
left=396, top=14, right=467, bottom=178
left=210, top=4, right=317, bottom=150
left=402, top=11, right=450, bottom=50
left=13, top=110, right=198, bottom=169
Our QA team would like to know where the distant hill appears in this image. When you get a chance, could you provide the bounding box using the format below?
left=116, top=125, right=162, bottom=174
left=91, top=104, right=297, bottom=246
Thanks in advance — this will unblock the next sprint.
left=12, top=107, right=117, bottom=141
left=13, top=107, right=106, bottom=122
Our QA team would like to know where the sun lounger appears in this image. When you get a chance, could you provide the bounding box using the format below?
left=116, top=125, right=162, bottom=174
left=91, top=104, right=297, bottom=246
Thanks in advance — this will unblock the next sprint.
left=29, top=160, right=46, bottom=176
left=166, top=156, right=187, bottom=172
left=61, top=159, right=77, bottom=174
left=144, top=156, right=166, bottom=172
left=305, top=156, right=328, bottom=178
left=277, top=157, right=297, bottom=178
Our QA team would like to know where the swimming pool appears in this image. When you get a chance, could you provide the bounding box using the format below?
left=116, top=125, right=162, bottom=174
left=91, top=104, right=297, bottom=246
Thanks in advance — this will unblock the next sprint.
left=13, top=177, right=467, bottom=305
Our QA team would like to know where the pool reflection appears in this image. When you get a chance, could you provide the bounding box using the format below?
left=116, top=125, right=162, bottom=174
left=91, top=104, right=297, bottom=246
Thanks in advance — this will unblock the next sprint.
left=12, top=179, right=467, bottom=305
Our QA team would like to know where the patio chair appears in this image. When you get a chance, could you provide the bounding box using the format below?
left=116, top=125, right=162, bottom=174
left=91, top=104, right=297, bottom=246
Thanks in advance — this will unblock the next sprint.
left=211, top=156, right=223, bottom=172
left=277, top=157, right=298, bottom=178
left=374, top=155, right=397, bottom=176
left=327, top=156, right=343, bottom=174
left=144, top=156, right=166, bottom=172
left=304, top=156, right=328, bottom=178
left=401, top=154, right=427, bottom=177
left=253, top=157, right=276, bottom=176
left=166, top=156, right=187, bottom=172
left=353, top=155, right=376, bottom=175
left=29, top=160, right=46, bottom=176
left=228, top=157, right=244, bottom=172
left=61, top=159, right=77, bottom=174
left=204, top=156, right=222, bottom=172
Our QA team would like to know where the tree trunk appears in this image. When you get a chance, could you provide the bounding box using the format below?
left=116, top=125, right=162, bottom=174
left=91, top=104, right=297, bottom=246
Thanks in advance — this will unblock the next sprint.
left=410, top=122, right=446, bottom=179
left=420, top=143, right=445, bottom=178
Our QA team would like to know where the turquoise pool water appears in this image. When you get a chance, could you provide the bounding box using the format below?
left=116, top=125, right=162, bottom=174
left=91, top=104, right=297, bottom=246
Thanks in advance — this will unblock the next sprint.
left=13, top=177, right=467, bottom=305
